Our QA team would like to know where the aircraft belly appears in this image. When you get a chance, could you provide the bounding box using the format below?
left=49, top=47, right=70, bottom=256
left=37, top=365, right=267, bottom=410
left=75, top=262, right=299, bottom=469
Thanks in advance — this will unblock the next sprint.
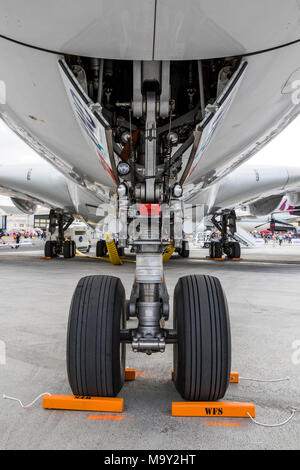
left=214, top=169, right=289, bottom=210
left=0, top=159, right=106, bottom=224
left=154, top=0, right=300, bottom=60
left=0, top=162, right=73, bottom=209
left=186, top=42, right=300, bottom=186
left=0, top=37, right=116, bottom=190
left=0, top=1, right=300, bottom=60
left=0, top=0, right=155, bottom=60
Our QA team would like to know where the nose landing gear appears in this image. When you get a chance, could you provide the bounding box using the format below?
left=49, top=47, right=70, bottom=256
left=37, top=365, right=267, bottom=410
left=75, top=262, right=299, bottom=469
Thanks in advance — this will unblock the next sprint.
left=66, top=60, right=232, bottom=401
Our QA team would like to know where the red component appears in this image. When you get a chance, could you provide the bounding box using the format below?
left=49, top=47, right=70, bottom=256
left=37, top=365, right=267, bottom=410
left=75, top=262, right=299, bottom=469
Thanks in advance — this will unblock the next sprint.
left=140, top=204, right=161, bottom=216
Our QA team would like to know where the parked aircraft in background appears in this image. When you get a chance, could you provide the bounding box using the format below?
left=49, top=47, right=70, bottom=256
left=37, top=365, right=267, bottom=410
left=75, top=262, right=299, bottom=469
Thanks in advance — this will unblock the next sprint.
left=189, top=164, right=300, bottom=251
left=237, top=196, right=300, bottom=233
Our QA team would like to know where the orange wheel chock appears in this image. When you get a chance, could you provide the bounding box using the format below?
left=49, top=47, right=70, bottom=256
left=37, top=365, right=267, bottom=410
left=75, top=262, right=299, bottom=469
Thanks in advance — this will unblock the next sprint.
left=230, top=371, right=239, bottom=383
left=125, top=368, right=136, bottom=381
left=172, top=401, right=255, bottom=418
left=43, top=394, right=123, bottom=412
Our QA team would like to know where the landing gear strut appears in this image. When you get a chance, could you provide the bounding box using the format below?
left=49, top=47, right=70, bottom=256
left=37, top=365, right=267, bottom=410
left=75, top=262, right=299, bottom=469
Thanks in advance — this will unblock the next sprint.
left=210, top=210, right=241, bottom=259
left=44, top=209, right=75, bottom=259
left=66, top=60, right=232, bottom=400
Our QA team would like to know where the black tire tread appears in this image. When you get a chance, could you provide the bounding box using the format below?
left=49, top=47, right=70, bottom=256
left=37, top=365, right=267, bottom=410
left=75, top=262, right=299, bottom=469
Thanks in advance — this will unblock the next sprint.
left=96, top=240, right=107, bottom=257
left=45, top=240, right=56, bottom=258
left=67, top=275, right=125, bottom=397
left=174, top=274, right=231, bottom=401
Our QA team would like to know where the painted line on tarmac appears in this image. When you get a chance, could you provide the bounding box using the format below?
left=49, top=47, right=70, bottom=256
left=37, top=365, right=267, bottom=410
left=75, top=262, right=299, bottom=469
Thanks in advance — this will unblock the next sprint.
left=88, top=415, right=125, bottom=421
left=205, top=422, right=243, bottom=427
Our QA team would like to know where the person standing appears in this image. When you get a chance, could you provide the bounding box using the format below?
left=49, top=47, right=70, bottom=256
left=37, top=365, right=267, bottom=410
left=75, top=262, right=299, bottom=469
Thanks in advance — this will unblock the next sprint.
left=15, top=231, right=21, bottom=249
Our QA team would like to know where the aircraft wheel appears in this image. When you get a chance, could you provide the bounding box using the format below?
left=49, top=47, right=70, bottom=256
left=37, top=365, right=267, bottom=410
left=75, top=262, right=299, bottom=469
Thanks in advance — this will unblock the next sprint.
left=209, top=242, right=215, bottom=258
left=117, top=246, right=125, bottom=257
left=63, top=240, right=75, bottom=258
left=173, top=274, right=231, bottom=401
left=44, top=240, right=57, bottom=258
left=210, top=241, right=222, bottom=258
left=215, top=242, right=223, bottom=258
left=67, top=275, right=126, bottom=397
left=178, top=241, right=189, bottom=258
left=96, top=240, right=107, bottom=257
left=226, top=242, right=241, bottom=259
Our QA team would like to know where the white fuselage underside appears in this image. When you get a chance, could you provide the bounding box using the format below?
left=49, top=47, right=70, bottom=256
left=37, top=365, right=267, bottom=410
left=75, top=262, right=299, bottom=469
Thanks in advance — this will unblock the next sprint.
left=1, top=1, right=300, bottom=198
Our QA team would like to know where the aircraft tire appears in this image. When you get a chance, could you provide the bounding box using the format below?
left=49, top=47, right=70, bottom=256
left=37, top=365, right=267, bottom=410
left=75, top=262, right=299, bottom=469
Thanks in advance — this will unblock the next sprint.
left=178, top=241, right=189, bottom=258
left=71, top=240, right=76, bottom=258
left=96, top=240, right=107, bottom=257
left=173, top=274, right=231, bottom=401
left=210, top=241, right=222, bottom=258
left=63, top=240, right=75, bottom=258
left=233, top=242, right=241, bottom=259
left=44, top=240, right=57, bottom=258
left=67, top=275, right=126, bottom=397
left=117, top=246, right=125, bottom=257
left=226, top=242, right=241, bottom=259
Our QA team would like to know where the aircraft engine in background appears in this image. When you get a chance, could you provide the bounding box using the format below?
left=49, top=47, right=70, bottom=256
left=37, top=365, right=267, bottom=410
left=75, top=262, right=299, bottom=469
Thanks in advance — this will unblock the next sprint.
left=10, top=197, right=38, bottom=215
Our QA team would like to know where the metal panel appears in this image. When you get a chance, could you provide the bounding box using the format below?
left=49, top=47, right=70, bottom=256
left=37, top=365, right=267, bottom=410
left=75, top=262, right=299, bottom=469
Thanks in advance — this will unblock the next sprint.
left=1, top=1, right=300, bottom=60
left=0, top=0, right=156, bottom=60
left=58, top=59, right=117, bottom=185
left=0, top=37, right=116, bottom=189
left=154, top=0, right=300, bottom=60
left=182, top=41, right=300, bottom=188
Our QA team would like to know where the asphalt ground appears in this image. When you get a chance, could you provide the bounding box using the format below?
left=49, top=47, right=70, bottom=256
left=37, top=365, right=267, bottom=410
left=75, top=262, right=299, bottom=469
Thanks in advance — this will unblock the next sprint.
left=0, top=241, right=299, bottom=450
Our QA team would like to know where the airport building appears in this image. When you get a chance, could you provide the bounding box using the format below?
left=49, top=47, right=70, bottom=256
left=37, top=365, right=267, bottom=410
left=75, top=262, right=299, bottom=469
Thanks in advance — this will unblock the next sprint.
left=0, top=197, right=48, bottom=232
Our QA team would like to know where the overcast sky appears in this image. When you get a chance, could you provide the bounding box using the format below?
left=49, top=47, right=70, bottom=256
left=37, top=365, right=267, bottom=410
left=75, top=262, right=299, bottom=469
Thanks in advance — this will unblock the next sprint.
left=248, top=114, right=300, bottom=167
left=0, top=118, right=42, bottom=165
left=0, top=113, right=300, bottom=204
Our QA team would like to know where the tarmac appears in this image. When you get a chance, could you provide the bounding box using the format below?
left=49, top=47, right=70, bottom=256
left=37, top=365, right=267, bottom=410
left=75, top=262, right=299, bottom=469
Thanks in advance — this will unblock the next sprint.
left=0, top=241, right=299, bottom=450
